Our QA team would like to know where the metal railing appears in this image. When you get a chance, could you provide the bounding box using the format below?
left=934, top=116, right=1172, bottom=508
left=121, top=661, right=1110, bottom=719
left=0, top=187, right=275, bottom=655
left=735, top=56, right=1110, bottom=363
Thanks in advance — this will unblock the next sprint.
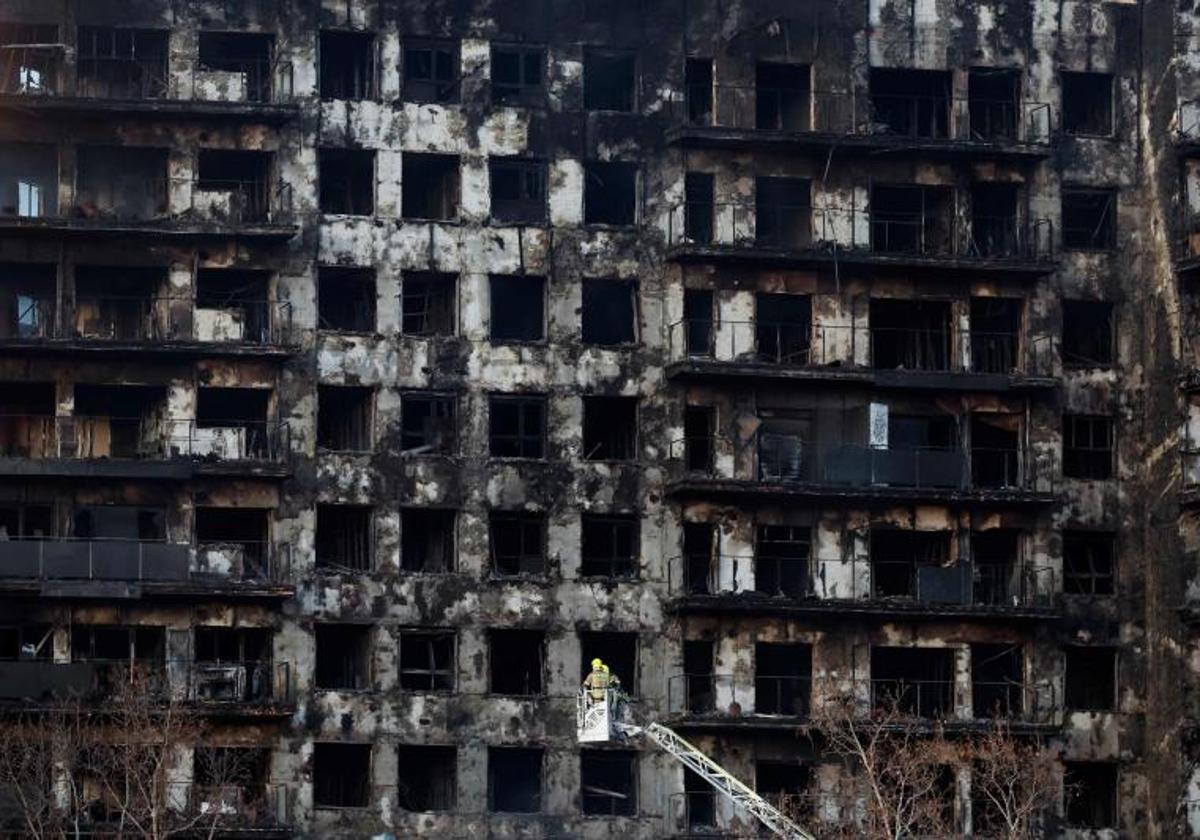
left=0, top=415, right=290, bottom=463
left=35, top=295, right=296, bottom=345
left=667, top=319, right=1056, bottom=376
left=174, top=782, right=291, bottom=829
left=674, top=84, right=1055, bottom=143
left=1, top=177, right=293, bottom=226
left=667, top=673, right=813, bottom=717
left=666, top=790, right=822, bottom=837
left=76, top=55, right=169, bottom=100
left=0, top=45, right=64, bottom=94
left=0, top=538, right=290, bottom=583
left=669, top=553, right=1056, bottom=607
left=190, top=57, right=294, bottom=103
left=869, top=678, right=955, bottom=719
left=665, top=202, right=1056, bottom=262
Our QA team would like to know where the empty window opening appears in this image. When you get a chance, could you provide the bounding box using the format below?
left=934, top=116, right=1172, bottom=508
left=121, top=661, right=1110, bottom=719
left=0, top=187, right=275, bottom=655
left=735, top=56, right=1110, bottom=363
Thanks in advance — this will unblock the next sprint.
left=968, top=68, right=1019, bottom=140
left=0, top=623, right=51, bottom=662
left=320, top=31, right=375, bottom=100
left=870, top=68, right=950, bottom=138
left=870, top=299, right=950, bottom=371
left=970, top=297, right=1022, bottom=374
left=684, top=171, right=714, bottom=243
left=194, top=627, right=272, bottom=701
left=401, top=271, right=456, bottom=336
left=198, top=32, right=273, bottom=102
left=1062, top=300, right=1114, bottom=367
left=1063, top=413, right=1114, bottom=479
left=1064, top=531, right=1116, bottom=596
left=584, top=161, right=637, bottom=226
left=398, top=630, right=454, bottom=691
left=972, top=529, right=1020, bottom=606
left=1062, top=188, right=1116, bottom=250
left=76, top=145, right=168, bottom=220
left=971, top=643, right=1023, bottom=718
left=971, top=182, right=1020, bottom=257
left=400, top=508, right=455, bottom=573
left=580, top=631, right=637, bottom=692
left=314, top=624, right=371, bottom=690
left=0, top=24, right=60, bottom=94
left=0, top=382, right=54, bottom=458
left=581, top=750, right=636, bottom=816
left=581, top=515, right=638, bottom=579
left=870, top=530, right=955, bottom=601
left=583, top=396, right=637, bottom=461
left=196, top=149, right=270, bottom=219
left=315, top=505, right=372, bottom=571
left=404, top=40, right=459, bottom=103
left=313, top=743, right=371, bottom=808
left=317, top=385, right=373, bottom=451
left=73, top=265, right=164, bottom=341
left=0, top=502, right=52, bottom=540
left=684, top=405, right=715, bottom=473
left=73, top=505, right=164, bottom=541
left=72, top=384, right=166, bottom=458
left=196, top=507, right=269, bottom=579
left=756, top=525, right=811, bottom=598
left=400, top=392, right=456, bottom=454
left=584, top=50, right=635, bottom=111
left=684, top=288, right=714, bottom=356
left=1064, top=762, right=1118, bottom=829
left=971, top=413, right=1021, bottom=488
left=197, top=387, right=271, bottom=458
left=489, top=629, right=544, bottom=695
left=0, top=143, right=57, bottom=218
left=683, top=639, right=715, bottom=713
left=756, top=293, right=811, bottom=364
left=888, top=412, right=958, bottom=450
left=1065, top=646, right=1117, bottom=711
left=318, top=266, right=376, bottom=332
left=756, top=62, right=811, bottom=131
left=319, top=148, right=374, bottom=215
left=685, top=767, right=716, bottom=828
left=489, top=511, right=546, bottom=576
left=488, top=747, right=542, bottom=813
left=490, top=158, right=545, bottom=224
left=76, top=27, right=167, bottom=99
left=196, top=268, right=272, bottom=343
left=489, top=395, right=546, bottom=458
left=71, top=625, right=164, bottom=678
left=492, top=45, right=544, bottom=106
left=0, top=262, right=55, bottom=338
left=490, top=274, right=545, bottom=343
left=756, top=762, right=811, bottom=819
left=1062, top=72, right=1114, bottom=136
left=402, top=153, right=459, bottom=220
left=871, top=184, right=954, bottom=255
left=397, top=746, right=456, bottom=811
left=685, top=57, right=713, bottom=125
left=682, top=522, right=716, bottom=595
left=870, top=647, right=954, bottom=717
left=755, top=643, right=812, bottom=716
left=756, top=176, right=811, bottom=248
left=582, top=278, right=637, bottom=345
left=757, top=412, right=814, bottom=482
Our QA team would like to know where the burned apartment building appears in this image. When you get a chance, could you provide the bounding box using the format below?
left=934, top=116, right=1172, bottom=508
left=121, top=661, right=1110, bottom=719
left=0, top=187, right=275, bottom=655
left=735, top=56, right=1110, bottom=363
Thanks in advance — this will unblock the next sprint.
left=1, top=0, right=1200, bottom=837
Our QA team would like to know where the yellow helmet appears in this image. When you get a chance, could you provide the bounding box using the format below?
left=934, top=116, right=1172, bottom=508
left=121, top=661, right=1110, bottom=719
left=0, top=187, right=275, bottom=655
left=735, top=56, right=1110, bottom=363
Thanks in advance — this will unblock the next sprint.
left=591, top=658, right=603, bottom=668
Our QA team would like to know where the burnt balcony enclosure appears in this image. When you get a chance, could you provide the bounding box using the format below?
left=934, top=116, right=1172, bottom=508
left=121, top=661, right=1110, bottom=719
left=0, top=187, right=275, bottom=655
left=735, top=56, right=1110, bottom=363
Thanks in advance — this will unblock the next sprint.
left=197, top=32, right=275, bottom=103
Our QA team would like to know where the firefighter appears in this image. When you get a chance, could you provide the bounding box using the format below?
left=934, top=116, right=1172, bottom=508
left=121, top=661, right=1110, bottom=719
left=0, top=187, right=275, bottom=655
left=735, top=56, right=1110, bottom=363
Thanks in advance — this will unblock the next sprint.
left=584, top=657, right=611, bottom=702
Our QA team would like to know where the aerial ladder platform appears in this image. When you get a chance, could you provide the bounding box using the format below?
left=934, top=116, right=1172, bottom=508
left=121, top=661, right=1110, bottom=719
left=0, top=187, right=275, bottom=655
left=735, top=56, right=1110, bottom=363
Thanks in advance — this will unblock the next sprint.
left=577, top=688, right=815, bottom=840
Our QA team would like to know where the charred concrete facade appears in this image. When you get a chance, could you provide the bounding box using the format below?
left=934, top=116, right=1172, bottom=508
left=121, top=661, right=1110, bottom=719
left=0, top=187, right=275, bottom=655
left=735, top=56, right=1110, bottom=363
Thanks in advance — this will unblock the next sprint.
left=0, top=0, right=1198, bottom=837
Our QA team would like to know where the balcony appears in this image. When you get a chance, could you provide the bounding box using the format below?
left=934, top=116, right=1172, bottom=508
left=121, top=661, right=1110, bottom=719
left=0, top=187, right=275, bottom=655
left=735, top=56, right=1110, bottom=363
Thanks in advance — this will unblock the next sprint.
left=669, top=433, right=1056, bottom=506
left=167, top=783, right=293, bottom=837
left=668, top=553, right=1057, bottom=620
left=0, top=294, right=295, bottom=357
left=0, top=658, right=295, bottom=715
left=0, top=539, right=291, bottom=599
left=666, top=319, right=1056, bottom=390
left=665, top=202, right=1056, bottom=275
left=667, top=789, right=818, bottom=838
left=668, top=85, right=1055, bottom=160
left=0, top=177, right=296, bottom=241
left=0, top=415, right=291, bottom=479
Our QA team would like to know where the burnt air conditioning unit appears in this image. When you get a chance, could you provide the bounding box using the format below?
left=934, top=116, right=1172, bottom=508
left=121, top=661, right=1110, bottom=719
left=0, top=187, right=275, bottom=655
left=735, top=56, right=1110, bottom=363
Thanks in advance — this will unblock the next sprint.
left=192, top=664, right=245, bottom=702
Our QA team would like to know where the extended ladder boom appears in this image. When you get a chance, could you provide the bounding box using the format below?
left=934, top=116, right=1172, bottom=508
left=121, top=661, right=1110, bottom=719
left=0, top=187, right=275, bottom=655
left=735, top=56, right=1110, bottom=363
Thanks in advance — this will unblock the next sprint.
left=617, top=720, right=815, bottom=840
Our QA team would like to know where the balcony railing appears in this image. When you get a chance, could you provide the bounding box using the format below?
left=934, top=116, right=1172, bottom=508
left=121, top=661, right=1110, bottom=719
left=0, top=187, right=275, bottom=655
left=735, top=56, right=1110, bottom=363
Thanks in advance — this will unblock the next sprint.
left=174, top=782, right=292, bottom=830
left=667, top=319, right=1056, bottom=377
left=5, top=295, right=295, bottom=346
left=669, top=553, right=1056, bottom=609
left=0, top=658, right=293, bottom=707
left=0, top=538, right=290, bottom=584
left=665, top=202, right=1055, bottom=263
left=870, top=677, right=955, bottom=719
left=0, top=415, right=290, bottom=464
left=0, top=45, right=65, bottom=95
left=190, top=57, right=295, bottom=103
left=667, top=673, right=812, bottom=718
left=673, top=85, right=1055, bottom=144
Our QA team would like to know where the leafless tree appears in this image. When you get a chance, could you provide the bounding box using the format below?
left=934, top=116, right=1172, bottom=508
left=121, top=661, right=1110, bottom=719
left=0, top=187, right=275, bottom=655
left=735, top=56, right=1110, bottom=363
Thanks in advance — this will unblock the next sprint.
left=965, top=720, right=1058, bottom=839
